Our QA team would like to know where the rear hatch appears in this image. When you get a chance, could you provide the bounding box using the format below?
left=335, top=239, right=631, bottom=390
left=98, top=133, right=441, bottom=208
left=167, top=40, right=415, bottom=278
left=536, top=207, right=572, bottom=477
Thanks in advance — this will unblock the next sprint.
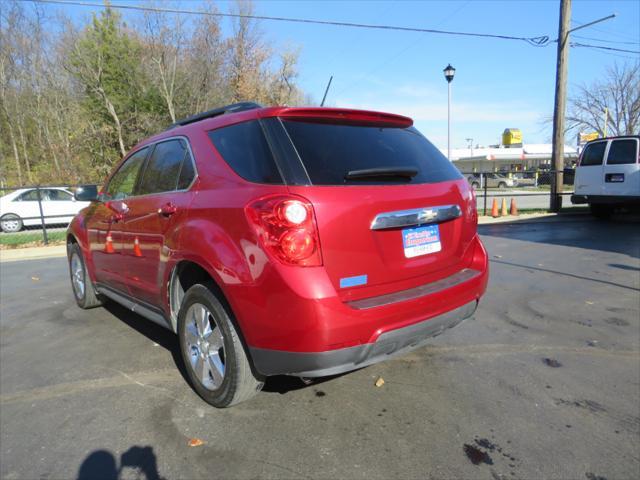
left=278, top=112, right=477, bottom=300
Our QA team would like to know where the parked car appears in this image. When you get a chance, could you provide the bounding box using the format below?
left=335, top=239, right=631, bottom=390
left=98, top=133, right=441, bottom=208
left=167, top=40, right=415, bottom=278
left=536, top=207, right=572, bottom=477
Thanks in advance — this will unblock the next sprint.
left=467, top=172, right=516, bottom=189
left=512, top=171, right=536, bottom=187
left=536, top=167, right=575, bottom=186
left=67, top=102, right=489, bottom=407
left=572, top=135, right=640, bottom=218
left=0, top=187, right=90, bottom=233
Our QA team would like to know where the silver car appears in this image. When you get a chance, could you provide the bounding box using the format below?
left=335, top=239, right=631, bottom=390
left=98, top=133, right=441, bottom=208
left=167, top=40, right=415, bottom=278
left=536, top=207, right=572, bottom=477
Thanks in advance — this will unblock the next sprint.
left=467, top=173, right=517, bottom=189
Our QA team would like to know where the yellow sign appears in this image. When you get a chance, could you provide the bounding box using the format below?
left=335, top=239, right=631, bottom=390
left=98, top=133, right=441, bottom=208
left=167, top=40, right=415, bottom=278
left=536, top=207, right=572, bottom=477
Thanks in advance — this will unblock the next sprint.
left=580, top=132, right=599, bottom=143
left=502, top=128, right=522, bottom=146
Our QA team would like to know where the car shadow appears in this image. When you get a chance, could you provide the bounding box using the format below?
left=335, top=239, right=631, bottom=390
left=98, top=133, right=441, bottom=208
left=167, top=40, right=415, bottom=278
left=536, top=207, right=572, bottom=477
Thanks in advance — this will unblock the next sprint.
left=262, top=373, right=348, bottom=395
left=103, top=301, right=191, bottom=387
left=478, top=212, right=640, bottom=259
left=103, top=301, right=347, bottom=396
left=77, top=446, right=163, bottom=480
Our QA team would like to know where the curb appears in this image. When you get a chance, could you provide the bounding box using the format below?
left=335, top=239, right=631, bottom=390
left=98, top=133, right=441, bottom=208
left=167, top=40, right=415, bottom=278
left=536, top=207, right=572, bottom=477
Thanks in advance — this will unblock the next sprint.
left=0, top=245, right=67, bottom=263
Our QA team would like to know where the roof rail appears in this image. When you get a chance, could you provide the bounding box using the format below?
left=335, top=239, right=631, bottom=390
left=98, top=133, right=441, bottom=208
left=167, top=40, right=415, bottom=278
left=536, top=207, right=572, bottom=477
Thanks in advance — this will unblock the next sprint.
left=167, top=102, right=262, bottom=129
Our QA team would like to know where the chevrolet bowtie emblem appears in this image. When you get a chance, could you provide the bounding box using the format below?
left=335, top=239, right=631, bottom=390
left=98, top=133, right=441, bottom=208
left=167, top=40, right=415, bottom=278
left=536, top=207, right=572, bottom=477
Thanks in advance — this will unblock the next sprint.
left=418, top=209, right=436, bottom=221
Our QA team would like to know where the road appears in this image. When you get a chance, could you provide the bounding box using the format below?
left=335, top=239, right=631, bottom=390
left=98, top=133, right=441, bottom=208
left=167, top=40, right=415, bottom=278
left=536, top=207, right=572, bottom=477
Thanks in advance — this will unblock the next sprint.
left=1, top=216, right=639, bottom=479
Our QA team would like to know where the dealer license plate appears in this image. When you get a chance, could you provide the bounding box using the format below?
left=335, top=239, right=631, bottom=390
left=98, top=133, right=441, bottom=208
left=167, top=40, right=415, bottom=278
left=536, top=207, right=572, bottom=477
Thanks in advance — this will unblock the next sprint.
left=402, top=225, right=441, bottom=258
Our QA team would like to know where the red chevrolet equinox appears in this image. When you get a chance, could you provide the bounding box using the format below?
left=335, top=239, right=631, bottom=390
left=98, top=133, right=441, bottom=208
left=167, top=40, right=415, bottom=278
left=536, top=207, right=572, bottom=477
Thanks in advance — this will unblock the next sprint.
left=67, top=102, right=488, bottom=407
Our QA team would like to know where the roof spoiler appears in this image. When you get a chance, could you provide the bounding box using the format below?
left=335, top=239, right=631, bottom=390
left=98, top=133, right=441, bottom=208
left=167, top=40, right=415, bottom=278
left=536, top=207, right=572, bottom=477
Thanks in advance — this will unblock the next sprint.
left=167, top=102, right=262, bottom=129
left=272, top=108, right=413, bottom=128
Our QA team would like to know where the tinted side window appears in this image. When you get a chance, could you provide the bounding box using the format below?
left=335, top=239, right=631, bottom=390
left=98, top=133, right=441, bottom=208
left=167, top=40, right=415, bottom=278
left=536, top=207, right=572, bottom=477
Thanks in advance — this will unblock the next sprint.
left=48, top=189, right=72, bottom=201
left=17, top=190, right=39, bottom=201
left=282, top=121, right=461, bottom=185
left=106, top=148, right=148, bottom=199
left=606, top=139, right=638, bottom=165
left=208, top=121, right=283, bottom=184
left=177, top=149, right=196, bottom=190
left=138, top=140, right=186, bottom=195
left=580, top=142, right=606, bottom=166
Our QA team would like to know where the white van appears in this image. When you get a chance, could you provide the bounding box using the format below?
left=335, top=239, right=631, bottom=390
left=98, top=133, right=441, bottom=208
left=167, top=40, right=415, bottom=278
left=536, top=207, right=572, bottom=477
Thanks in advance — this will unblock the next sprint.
left=572, top=135, right=640, bottom=218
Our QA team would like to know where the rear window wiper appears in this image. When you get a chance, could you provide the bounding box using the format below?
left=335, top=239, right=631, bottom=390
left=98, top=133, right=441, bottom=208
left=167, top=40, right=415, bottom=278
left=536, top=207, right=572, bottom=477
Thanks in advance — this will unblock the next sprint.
left=344, top=167, right=418, bottom=180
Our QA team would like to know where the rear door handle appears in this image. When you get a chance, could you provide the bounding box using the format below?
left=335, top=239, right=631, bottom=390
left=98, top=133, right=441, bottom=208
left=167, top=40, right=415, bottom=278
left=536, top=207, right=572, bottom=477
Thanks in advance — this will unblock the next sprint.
left=158, top=202, right=177, bottom=217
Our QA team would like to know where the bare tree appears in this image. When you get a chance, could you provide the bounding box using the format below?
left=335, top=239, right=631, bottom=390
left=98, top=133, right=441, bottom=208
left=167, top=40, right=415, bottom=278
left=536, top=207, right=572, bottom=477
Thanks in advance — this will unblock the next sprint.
left=0, top=0, right=306, bottom=186
left=266, top=48, right=304, bottom=106
left=141, top=3, right=185, bottom=123
left=226, top=0, right=270, bottom=103
left=567, top=62, right=640, bottom=137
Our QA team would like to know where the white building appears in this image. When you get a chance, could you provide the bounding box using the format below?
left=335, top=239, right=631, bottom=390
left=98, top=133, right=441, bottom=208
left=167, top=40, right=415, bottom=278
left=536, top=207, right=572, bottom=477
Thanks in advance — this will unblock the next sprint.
left=444, top=143, right=579, bottom=173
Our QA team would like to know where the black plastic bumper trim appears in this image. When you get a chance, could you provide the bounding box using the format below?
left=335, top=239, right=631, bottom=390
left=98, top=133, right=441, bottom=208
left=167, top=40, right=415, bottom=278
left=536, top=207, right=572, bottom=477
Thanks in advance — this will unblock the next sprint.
left=250, top=299, right=478, bottom=377
left=347, top=268, right=481, bottom=310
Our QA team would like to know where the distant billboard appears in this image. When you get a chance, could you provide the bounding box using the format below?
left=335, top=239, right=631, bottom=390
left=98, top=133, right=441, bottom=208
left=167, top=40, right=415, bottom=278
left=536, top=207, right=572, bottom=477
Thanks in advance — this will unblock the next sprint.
left=578, top=132, right=599, bottom=145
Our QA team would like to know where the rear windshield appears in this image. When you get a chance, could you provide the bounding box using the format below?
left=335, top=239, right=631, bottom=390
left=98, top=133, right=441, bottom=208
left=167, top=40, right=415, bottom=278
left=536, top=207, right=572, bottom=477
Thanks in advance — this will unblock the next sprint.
left=282, top=120, right=462, bottom=185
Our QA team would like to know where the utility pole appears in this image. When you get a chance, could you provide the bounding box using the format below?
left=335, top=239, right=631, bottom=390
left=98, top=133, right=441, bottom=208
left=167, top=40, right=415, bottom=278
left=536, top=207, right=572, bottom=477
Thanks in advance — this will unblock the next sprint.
left=550, top=0, right=571, bottom=212
left=549, top=4, right=615, bottom=212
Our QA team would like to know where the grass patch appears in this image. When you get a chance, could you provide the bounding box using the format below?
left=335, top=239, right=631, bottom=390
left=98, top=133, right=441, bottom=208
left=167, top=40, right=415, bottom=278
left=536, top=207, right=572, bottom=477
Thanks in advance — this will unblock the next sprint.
left=0, top=230, right=66, bottom=249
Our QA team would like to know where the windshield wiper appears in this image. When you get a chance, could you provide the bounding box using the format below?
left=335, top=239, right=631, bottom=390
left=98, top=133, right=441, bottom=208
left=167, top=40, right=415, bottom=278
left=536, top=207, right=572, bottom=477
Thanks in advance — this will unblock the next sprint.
left=344, top=167, right=418, bottom=180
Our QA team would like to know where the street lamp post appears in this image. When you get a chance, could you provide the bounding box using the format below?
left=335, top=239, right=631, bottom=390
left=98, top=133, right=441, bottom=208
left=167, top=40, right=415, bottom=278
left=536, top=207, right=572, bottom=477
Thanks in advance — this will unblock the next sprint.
left=443, top=64, right=456, bottom=161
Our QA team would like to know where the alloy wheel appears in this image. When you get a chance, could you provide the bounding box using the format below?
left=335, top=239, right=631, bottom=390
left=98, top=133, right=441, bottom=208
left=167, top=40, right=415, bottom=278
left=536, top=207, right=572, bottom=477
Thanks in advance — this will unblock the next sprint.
left=183, top=303, right=226, bottom=391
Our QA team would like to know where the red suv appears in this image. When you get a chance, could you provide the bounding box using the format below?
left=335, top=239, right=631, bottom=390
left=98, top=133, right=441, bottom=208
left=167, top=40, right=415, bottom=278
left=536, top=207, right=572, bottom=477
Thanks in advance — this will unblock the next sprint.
left=68, top=102, right=488, bottom=407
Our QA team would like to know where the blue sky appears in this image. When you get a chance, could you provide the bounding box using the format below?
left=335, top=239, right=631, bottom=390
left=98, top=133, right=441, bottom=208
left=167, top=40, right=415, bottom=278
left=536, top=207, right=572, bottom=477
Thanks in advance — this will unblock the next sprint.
left=36, top=0, right=640, bottom=149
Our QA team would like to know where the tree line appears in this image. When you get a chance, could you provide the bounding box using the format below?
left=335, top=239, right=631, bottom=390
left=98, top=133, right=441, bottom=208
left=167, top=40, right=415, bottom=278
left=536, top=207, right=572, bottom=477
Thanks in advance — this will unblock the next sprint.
left=0, top=0, right=306, bottom=187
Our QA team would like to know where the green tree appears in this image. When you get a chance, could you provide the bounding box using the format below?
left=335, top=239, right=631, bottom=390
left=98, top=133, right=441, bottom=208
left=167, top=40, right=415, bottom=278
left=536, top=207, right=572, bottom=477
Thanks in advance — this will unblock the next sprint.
left=67, top=6, right=163, bottom=160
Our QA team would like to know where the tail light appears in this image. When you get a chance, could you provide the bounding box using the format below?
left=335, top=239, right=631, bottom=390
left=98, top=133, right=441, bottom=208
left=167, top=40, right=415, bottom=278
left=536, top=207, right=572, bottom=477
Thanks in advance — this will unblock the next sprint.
left=245, top=195, right=322, bottom=267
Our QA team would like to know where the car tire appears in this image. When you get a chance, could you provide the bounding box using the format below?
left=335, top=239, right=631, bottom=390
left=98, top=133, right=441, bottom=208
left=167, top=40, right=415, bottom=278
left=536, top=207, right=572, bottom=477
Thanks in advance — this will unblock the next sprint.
left=178, top=283, right=264, bottom=408
left=590, top=204, right=613, bottom=220
left=498, top=182, right=507, bottom=189
left=0, top=214, right=23, bottom=233
left=68, top=243, right=103, bottom=309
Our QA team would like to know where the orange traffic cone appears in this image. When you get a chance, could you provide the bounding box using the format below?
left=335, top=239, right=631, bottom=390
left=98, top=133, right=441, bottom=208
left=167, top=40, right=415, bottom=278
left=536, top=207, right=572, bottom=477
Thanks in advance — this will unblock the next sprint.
left=510, top=198, right=518, bottom=216
left=501, top=198, right=508, bottom=217
left=133, top=237, right=142, bottom=257
left=491, top=198, right=500, bottom=217
left=104, top=233, right=115, bottom=253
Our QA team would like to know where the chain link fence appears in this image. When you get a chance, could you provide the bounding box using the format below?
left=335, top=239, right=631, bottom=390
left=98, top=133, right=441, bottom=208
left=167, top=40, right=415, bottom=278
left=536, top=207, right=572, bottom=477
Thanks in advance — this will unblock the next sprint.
left=459, top=169, right=579, bottom=216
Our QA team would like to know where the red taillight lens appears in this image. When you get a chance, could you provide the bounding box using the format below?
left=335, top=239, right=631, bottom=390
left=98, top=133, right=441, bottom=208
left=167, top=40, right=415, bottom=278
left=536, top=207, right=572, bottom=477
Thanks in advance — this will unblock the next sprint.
left=245, top=195, right=322, bottom=266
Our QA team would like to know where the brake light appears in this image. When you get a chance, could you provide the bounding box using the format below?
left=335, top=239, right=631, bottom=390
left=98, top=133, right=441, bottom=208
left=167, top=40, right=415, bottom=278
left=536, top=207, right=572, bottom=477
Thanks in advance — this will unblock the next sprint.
left=245, top=195, right=322, bottom=266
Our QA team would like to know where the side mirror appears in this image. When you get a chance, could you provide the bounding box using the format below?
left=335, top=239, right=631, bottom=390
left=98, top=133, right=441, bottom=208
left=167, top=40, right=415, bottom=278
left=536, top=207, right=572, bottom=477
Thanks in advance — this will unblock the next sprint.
left=74, top=185, right=99, bottom=202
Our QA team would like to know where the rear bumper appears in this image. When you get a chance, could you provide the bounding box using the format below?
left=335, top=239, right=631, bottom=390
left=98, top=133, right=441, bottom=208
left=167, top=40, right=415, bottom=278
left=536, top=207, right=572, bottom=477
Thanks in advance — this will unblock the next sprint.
left=251, top=299, right=477, bottom=377
left=572, top=194, right=640, bottom=205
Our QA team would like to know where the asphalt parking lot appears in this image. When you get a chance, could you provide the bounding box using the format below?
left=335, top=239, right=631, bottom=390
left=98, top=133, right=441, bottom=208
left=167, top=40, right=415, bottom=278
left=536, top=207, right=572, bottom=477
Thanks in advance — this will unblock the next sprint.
left=1, top=216, right=639, bottom=480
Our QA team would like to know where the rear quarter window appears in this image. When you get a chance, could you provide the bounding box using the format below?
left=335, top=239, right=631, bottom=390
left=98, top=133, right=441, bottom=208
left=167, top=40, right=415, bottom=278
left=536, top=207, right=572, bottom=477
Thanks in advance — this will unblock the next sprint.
left=281, top=120, right=461, bottom=185
left=208, top=121, right=283, bottom=184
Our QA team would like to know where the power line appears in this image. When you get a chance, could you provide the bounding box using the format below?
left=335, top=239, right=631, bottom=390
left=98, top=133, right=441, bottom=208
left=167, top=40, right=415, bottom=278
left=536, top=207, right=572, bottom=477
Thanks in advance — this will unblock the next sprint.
left=572, top=18, right=639, bottom=43
left=22, top=0, right=551, bottom=46
left=573, top=34, right=639, bottom=46
left=570, top=42, right=640, bottom=55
